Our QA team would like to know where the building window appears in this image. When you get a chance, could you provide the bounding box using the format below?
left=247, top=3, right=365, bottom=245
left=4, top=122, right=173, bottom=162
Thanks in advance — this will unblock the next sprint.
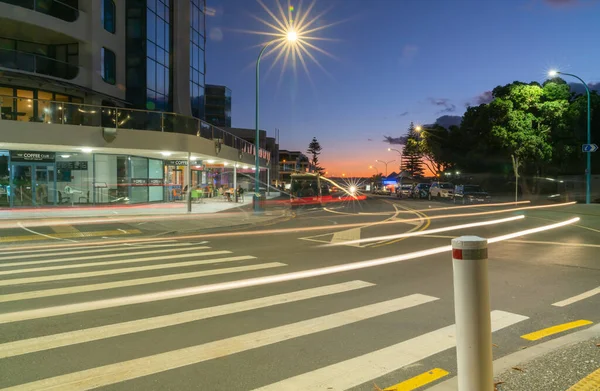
left=102, top=0, right=116, bottom=33
left=101, top=47, right=116, bottom=85
left=190, top=0, right=205, bottom=119
left=146, top=1, right=172, bottom=112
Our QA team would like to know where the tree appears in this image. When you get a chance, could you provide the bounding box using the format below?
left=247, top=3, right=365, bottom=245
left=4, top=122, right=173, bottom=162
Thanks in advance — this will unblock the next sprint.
left=488, top=83, right=553, bottom=196
left=402, top=122, right=425, bottom=177
left=420, top=124, right=453, bottom=176
left=307, top=137, right=326, bottom=175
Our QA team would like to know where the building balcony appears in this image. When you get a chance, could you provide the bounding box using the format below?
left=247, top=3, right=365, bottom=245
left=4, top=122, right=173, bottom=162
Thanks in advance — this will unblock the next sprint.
left=0, top=0, right=79, bottom=22
left=0, top=95, right=271, bottom=163
left=0, top=48, right=79, bottom=80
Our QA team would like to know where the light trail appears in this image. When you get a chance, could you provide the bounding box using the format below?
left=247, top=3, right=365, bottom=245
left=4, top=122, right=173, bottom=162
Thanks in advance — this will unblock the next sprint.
left=326, top=215, right=525, bottom=247
left=0, top=217, right=579, bottom=324
left=1, top=202, right=578, bottom=252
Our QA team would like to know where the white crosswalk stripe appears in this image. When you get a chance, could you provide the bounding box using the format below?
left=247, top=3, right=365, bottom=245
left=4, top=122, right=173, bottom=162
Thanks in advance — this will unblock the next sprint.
left=254, top=310, right=529, bottom=391
left=0, top=242, right=198, bottom=260
left=0, top=255, right=255, bottom=289
left=0, top=281, right=375, bottom=359
left=0, top=245, right=212, bottom=267
left=0, top=263, right=286, bottom=303
left=0, top=295, right=438, bottom=391
left=0, top=240, right=535, bottom=391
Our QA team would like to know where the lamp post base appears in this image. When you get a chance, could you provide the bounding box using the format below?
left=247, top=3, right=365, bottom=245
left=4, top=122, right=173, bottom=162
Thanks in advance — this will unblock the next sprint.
left=253, top=194, right=265, bottom=213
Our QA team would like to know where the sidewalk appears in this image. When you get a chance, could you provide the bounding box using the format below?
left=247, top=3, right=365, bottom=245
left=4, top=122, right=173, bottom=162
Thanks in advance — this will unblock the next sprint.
left=428, top=323, right=600, bottom=391
left=0, top=192, right=283, bottom=219
left=0, top=192, right=290, bottom=236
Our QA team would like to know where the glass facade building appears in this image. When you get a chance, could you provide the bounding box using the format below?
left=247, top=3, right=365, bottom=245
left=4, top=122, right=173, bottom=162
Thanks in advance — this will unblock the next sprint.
left=190, top=0, right=206, bottom=119
left=146, top=0, right=172, bottom=111
left=205, top=84, right=232, bottom=128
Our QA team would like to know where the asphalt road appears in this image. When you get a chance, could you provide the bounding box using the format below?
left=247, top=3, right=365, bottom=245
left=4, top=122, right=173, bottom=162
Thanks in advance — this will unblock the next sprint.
left=0, top=197, right=599, bottom=390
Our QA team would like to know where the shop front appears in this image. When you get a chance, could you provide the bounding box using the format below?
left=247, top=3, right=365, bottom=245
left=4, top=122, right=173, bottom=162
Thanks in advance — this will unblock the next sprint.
left=0, top=149, right=171, bottom=208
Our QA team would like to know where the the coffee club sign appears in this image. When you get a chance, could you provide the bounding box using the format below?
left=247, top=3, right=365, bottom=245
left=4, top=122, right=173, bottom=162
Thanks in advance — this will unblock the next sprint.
left=165, top=159, right=202, bottom=166
left=10, top=151, right=56, bottom=163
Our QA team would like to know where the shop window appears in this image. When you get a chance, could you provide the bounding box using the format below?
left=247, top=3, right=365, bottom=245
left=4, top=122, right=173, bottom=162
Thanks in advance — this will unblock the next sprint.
left=0, top=87, right=14, bottom=120
left=16, top=89, right=33, bottom=122
left=37, top=91, right=53, bottom=123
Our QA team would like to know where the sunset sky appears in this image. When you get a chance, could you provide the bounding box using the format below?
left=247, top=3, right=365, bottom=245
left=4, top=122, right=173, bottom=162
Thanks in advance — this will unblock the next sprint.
left=206, top=0, right=600, bottom=177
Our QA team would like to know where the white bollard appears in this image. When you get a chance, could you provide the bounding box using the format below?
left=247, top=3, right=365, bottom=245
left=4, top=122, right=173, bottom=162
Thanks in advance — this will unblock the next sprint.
left=452, top=236, right=493, bottom=391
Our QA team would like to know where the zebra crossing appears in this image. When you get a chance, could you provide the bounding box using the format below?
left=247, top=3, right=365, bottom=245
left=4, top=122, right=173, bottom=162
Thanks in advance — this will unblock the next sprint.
left=0, top=239, right=592, bottom=390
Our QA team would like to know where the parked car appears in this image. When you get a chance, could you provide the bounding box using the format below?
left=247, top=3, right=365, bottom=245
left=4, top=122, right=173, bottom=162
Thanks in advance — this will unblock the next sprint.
left=453, top=184, right=491, bottom=204
left=411, top=183, right=431, bottom=199
left=396, top=184, right=413, bottom=198
left=373, top=187, right=392, bottom=195
left=428, top=182, right=454, bottom=200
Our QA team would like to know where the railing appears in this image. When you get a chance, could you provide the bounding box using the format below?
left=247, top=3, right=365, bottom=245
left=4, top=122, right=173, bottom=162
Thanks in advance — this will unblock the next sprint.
left=0, top=96, right=271, bottom=162
left=0, top=48, right=79, bottom=80
left=0, top=0, right=79, bottom=22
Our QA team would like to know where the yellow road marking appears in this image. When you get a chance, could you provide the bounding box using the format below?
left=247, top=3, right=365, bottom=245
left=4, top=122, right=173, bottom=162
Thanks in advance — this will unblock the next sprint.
left=0, top=229, right=142, bottom=243
left=567, top=368, right=600, bottom=391
left=371, top=203, right=431, bottom=248
left=50, top=225, right=81, bottom=235
left=384, top=368, right=450, bottom=391
left=521, top=320, right=593, bottom=341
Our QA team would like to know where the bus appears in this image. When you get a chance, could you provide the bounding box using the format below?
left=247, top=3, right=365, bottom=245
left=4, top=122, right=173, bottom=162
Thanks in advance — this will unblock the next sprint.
left=289, top=173, right=332, bottom=207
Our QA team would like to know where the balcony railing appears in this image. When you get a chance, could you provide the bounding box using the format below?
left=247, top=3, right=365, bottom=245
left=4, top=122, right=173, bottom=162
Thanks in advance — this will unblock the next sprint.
left=0, top=48, right=79, bottom=80
left=0, top=0, right=79, bottom=22
left=0, top=95, right=271, bottom=162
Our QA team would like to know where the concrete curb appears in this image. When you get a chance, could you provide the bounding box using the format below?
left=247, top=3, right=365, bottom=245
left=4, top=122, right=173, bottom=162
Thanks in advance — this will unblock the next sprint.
left=427, top=323, right=600, bottom=390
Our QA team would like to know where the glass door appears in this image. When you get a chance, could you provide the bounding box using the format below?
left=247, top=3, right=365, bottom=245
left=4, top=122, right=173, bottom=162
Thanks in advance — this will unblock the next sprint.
left=10, top=163, right=56, bottom=207
left=35, top=166, right=51, bottom=205
left=11, top=164, right=34, bottom=206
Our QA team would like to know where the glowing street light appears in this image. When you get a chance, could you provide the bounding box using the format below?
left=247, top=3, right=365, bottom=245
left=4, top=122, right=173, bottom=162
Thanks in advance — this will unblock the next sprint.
left=549, top=69, right=592, bottom=204
left=251, top=0, right=335, bottom=212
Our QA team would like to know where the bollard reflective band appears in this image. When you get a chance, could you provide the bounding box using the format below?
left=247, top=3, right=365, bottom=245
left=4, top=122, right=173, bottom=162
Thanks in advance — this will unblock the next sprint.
left=453, top=248, right=488, bottom=260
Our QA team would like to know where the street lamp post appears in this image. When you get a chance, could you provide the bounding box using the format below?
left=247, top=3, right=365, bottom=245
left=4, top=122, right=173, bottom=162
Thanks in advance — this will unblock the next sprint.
left=369, top=165, right=378, bottom=175
left=254, top=32, right=298, bottom=212
left=387, top=148, right=404, bottom=172
left=549, top=70, right=592, bottom=204
left=376, top=159, right=395, bottom=177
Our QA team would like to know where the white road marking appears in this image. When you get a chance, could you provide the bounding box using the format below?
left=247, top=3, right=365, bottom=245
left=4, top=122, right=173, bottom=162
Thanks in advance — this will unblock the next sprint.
left=1, top=242, right=198, bottom=260
left=552, top=287, right=600, bottom=307
left=0, top=294, right=438, bottom=391
left=0, top=249, right=224, bottom=276
left=254, top=310, right=529, bottom=391
left=0, top=263, right=286, bottom=303
left=0, top=255, right=255, bottom=289
left=0, top=246, right=212, bottom=268
left=0, top=281, right=374, bottom=359
left=2, top=240, right=179, bottom=255
left=330, top=228, right=362, bottom=247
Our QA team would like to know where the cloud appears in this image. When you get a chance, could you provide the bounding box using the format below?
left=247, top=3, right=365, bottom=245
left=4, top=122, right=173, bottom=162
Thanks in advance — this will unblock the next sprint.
left=474, top=91, right=494, bottom=105
left=383, top=135, right=408, bottom=145
left=542, top=0, right=599, bottom=7
left=569, top=82, right=600, bottom=95
left=397, top=111, right=409, bottom=118
left=205, top=6, right=217, bottom=16
left=435, top=115, right=462, bottom=129
left=400, top=45, right=418, bottom=65
left=428, top=98, right=456, bottom=113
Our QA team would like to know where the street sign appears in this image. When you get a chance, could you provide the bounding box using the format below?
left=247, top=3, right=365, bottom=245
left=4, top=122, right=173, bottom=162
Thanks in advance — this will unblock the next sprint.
left=582, top=144, right=598, bottom=152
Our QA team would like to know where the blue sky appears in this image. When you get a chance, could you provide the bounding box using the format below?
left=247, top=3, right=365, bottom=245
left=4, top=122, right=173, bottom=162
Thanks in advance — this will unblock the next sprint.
left=206, top=0, right=600, bottom=176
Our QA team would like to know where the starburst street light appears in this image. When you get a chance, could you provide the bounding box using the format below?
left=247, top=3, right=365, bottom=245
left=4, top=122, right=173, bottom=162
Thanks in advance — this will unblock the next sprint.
left=250, top=0, right=337, bottom=212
